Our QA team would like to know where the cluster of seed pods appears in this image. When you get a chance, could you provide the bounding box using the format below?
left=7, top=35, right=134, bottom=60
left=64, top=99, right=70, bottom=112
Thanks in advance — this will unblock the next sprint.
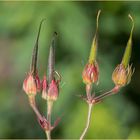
left=22, top=11, right=135, bottom=140
left=23, top=20, right=61, bottom=138
left=81, top=11, right=134, bottom=104
left=79, top=10, right=135, bottom=140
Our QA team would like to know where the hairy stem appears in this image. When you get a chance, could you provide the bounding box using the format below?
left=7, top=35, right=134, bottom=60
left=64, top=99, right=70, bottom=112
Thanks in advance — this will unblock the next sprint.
left=80, top=104, right=93, bottom=140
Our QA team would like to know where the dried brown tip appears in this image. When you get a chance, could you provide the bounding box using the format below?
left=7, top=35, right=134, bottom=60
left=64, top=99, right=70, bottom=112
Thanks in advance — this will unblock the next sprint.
left=30, top=19, right=46, bottom=75
left=48, top=32, right=58, bottom=83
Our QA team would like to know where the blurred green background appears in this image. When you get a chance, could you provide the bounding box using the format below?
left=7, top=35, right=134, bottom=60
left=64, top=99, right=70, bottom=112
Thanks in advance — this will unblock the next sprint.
left=0, top=1, right=140, bottom=139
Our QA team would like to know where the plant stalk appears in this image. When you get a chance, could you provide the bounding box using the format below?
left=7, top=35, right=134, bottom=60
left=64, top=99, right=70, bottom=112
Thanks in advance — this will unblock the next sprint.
left=86, top=84, right=92, bottom=101
left=28, top=95, right=43, bottom=120
left=94, top=86, right=120, bottom=103
left=46, top=101, right=53, bottom=140
left=80, top=103, right=93, bottom=140
left=46, top=131, right=51, bottom=140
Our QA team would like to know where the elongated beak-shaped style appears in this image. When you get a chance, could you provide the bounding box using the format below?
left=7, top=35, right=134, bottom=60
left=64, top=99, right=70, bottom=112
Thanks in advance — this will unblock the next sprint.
left=23, top=20, right=45, bottom=95
left=82, top=10, right=101, bottom=85
left=47, top=32, right=60, bottom=101
left=112, top=14, right=135, bottom=87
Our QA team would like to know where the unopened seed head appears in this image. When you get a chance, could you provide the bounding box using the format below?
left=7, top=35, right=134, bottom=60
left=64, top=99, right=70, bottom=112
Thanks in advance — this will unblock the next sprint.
left=47, top=79, right=59, bottom=101
left=112, top=64, right=134, bottom=87
left=82, top=61, right=99, bottom=85
left=23, top=72, right=37, bottom=95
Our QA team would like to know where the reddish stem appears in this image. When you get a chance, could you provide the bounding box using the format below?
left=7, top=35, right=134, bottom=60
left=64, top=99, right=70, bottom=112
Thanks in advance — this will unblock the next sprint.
left=28, top=95, right=43, bottom=122
left=94, top=86, right=120, bottom=103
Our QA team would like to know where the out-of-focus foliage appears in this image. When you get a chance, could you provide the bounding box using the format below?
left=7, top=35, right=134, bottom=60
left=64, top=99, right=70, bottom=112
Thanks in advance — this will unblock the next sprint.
left=0, top=1, right=139, bottom=139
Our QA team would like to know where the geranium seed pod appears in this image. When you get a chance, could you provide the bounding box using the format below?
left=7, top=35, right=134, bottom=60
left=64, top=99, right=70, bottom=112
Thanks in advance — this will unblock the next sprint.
left=82, top=10, right=101, bottom=85
left=23, top=72, right=37, bottom=95
left=112, top=64, right=127, bottom=87
left=82, top=61, right=99, bottom=85
left=112, top=63, right=134, bottom=87
left=47, top=79, right=59, bottom=101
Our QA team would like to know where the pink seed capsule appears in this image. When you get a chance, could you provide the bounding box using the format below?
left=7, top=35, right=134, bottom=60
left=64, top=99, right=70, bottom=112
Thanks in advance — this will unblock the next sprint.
left=23, top=72, right=37, bottom=95
left=47, top=79, right=59, bottom=101
left=82, top=61, right=99, bottom=85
